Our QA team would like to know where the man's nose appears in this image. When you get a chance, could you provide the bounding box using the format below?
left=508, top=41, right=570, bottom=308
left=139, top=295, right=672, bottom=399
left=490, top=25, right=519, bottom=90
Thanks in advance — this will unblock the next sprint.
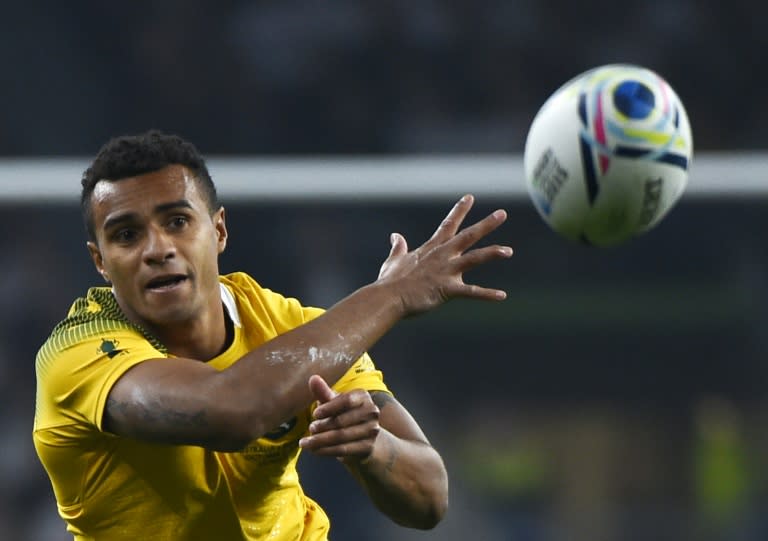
left=143, top=227, right=176, bottom=264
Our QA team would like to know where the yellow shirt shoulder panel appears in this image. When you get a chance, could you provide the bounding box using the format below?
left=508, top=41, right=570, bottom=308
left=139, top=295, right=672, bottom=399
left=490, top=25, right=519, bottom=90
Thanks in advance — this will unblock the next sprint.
left=34, top=287, right=166, bottom=434
left=33, top=288, right=244, bottom=539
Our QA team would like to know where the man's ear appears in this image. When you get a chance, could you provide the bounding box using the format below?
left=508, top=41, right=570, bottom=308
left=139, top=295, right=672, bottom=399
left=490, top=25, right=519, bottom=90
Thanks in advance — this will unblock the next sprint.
left=214, top=207, right=228, bottom=254
left=87, top=241, right=110, bottom=283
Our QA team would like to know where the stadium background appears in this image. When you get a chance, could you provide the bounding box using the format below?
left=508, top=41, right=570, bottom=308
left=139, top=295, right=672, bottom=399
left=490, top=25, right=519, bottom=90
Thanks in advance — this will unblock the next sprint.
left=2, top=2, right=767, bottom=540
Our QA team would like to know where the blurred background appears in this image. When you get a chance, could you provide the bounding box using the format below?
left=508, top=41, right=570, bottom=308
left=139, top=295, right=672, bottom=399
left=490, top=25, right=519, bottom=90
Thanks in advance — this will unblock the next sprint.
left=2, top=1, right=768, bottom=540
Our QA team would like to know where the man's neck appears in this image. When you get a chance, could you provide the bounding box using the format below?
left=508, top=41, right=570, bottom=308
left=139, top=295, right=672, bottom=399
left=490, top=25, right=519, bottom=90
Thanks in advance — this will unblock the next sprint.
left=158, top=303, right=231, bottom=361
left=124, top=291, right=230, bottom=361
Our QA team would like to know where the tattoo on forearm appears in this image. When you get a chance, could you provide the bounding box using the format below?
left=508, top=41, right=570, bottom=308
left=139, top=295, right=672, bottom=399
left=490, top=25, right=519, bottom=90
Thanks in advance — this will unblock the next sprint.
left=383, top=438, right=399, bottom=475
left=107, top=397, right=207, bottom=429
left=370, top=391, right=396, bottom=411
left=144, top=406, right=207, bottom=427
left=368, top=392, right=399, bottom=475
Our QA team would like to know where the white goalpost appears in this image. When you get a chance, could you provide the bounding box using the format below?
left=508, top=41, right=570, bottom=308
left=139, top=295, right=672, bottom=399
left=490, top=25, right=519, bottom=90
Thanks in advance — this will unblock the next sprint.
left=0, top=152, right=764, bottom=203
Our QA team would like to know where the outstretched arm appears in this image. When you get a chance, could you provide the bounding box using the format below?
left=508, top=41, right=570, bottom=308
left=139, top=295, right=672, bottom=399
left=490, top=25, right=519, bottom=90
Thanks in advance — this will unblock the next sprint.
left=300, top=375, right=448, bottom=529
left=104, top=195, right=512, bottom=450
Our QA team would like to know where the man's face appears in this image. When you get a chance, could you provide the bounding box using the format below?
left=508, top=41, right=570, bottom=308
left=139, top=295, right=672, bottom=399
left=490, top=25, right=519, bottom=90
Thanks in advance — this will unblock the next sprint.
left=87, top=165, right=227, bottom=329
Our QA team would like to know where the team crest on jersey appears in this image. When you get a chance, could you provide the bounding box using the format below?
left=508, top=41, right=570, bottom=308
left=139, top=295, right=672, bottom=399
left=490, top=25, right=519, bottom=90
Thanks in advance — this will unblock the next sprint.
left=98, top=338, right=123, bottom=359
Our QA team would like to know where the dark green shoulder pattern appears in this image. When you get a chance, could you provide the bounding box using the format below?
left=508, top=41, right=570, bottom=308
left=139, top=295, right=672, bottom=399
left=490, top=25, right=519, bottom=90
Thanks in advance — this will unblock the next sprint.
left=37, top=287, right=167, bottom=368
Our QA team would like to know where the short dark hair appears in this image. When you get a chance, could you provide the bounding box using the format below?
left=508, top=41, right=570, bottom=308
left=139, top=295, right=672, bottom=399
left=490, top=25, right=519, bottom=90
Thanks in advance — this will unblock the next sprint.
left=81, top=130, right=219, bottom=241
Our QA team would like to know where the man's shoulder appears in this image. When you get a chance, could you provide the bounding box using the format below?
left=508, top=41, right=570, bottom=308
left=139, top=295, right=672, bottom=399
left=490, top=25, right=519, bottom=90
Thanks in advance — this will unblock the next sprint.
left=220, top=271, right=267, bottom=292
left=54, top=287, right=128, bottom=334
left=220, top=272, right=277, bottom=305
left=38, top=287, right=164, bottom=362
left=219, top=272, right=318, bottom=325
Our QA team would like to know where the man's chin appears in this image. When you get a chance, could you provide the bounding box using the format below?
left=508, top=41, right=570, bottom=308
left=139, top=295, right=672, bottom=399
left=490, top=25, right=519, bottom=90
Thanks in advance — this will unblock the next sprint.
left=134, top=296, right=199, bottom=328
left=145, top=306, right=197, bottom=326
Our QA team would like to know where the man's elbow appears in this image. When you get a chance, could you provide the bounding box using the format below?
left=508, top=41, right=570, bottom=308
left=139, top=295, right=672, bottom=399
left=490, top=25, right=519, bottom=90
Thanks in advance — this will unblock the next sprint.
left=391, top=483, right=449, bottom=530
left=412, top=494, right=449, bottom=530
left=410, top=456, right=449, bottom=529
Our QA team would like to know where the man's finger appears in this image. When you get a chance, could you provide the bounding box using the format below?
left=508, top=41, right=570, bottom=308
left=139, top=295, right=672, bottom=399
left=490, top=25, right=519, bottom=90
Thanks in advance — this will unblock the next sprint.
left=429, top=194, right=475, bottom=242
left=389, top=232, right=408, bottom=257
left=308, top=374, right=337, bottom=404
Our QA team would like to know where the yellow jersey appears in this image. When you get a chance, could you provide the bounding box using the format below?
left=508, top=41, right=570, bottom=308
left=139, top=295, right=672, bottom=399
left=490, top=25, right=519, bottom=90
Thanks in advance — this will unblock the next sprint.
left=34, top=272, right=390, bottom=540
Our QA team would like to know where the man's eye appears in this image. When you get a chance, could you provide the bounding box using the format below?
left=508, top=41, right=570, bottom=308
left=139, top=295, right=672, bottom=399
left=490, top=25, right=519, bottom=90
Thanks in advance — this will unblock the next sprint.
left=114, top=230, right=136, bottom=242
left=169, top=216, right=189, bottom=229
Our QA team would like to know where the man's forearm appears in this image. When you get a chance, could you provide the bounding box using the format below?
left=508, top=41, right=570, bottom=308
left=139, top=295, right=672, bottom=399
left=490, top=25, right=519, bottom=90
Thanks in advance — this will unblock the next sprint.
left=218, top=282, right=405, bottom=439
left=207, top=195, right=509, bottom=446
left=344, top=429, right=449, bottom=529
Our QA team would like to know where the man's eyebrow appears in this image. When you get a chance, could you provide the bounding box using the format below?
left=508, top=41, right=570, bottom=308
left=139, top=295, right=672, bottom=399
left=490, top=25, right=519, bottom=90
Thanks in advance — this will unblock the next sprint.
left=102, top=200, right=194, bottom=231
left=154, top=199, right=194, bottom=214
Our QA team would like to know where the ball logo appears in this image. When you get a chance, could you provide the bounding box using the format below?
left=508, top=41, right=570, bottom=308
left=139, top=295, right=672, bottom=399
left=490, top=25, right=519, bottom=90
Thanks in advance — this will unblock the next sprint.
left=638, top=178, right=663, bottom=227
left=531, top=148, right=568, bottom=215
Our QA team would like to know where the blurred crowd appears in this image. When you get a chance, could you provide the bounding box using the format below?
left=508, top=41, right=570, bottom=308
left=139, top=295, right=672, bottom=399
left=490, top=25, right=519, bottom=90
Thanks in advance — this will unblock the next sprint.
left=1, top=1, right=767, bottom=157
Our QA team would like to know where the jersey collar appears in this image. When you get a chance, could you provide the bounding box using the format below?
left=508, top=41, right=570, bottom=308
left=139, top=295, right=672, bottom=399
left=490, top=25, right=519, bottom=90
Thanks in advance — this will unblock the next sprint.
left=220, top=283, right=242, bottom=328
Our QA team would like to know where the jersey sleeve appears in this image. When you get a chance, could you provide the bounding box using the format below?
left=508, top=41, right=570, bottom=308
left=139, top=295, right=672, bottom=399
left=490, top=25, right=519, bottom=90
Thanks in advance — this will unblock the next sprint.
left=332, top=352, right=390, bottom=395
left=35, top=326, right=166, bottom=433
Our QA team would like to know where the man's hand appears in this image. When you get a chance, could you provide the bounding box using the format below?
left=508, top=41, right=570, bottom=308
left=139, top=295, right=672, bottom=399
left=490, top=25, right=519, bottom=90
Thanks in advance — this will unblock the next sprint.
left=299, top=374, right=381, bottom=462
left=376, top=194, right=512, bottom=316
left=300, top=374, right=449, bottom=529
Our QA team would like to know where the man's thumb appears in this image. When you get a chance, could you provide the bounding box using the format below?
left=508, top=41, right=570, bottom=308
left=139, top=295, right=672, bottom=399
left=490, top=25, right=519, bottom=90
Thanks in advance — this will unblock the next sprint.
left=389, top=232, right=408, bottom=256
left=308, top=374, right=337, bottom=404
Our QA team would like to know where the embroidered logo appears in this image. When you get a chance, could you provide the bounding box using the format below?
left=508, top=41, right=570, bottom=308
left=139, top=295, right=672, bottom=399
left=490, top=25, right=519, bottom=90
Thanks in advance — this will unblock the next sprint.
left=98, top=339, right=123, bottom=359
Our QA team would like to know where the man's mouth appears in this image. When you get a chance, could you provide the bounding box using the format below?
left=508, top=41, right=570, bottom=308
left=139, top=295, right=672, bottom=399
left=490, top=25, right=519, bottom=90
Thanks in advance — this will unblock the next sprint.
left=146, top=275, right=188, bottom=291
